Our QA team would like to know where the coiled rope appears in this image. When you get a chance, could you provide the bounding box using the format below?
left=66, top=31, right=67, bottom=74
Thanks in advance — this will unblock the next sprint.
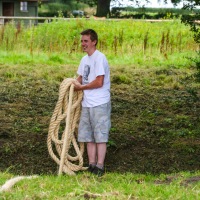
left=47, top=78, right=86, bottom=175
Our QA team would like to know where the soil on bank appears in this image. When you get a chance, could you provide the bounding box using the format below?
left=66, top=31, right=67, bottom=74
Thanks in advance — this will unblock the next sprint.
left=0, top=67, right=200, bottom=175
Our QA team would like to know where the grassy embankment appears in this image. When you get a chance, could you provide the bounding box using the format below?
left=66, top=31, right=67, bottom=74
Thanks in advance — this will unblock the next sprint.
left=0, top=19, right=200, bottom=199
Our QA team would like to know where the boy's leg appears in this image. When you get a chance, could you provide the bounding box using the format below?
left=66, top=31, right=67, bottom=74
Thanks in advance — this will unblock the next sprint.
left=87, top=142, right=97, bottom=165
left=96, top=142, right=107, bottom=168
left=91, top=142, right=106, bottom=176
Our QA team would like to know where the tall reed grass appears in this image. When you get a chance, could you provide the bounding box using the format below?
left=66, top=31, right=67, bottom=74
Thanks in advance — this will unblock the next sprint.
left=0, top=19, right=198, bottom=56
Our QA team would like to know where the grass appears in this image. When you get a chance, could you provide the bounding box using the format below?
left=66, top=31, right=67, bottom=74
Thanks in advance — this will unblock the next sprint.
left=0, top=171, right=200, bottom=199
left=0, top=19, right=198, bottom=55
left=0, top=54, right=199, bottom=175
left=0, top=19, right=200, bottom=199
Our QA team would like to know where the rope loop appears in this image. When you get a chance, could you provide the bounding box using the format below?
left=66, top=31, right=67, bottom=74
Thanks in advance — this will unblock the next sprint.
left=47, top=78, right=86, bottom=175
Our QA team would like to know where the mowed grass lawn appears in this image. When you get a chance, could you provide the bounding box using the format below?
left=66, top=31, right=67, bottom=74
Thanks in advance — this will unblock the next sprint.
left=0, top=171, right=200, bottom=199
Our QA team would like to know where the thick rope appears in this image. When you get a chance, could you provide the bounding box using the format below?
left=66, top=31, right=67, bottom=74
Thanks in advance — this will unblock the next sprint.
left=47, top=78, right=86, bottom=175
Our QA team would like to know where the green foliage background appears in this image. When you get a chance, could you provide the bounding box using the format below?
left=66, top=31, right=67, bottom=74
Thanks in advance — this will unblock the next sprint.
left=0, top=19, right=198, bottom=66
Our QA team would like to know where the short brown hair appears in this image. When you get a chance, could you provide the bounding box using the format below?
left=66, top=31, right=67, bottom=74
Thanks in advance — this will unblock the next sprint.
left=81, top=29, right=98, bottom=46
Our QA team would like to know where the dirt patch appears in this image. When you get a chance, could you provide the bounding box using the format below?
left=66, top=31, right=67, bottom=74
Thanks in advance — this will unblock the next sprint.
left=0, top=68, right=200, bottom=175
left=154, top=175, right=200, bottom=186
left=154, top=175, right=180, bottom=185
left=181, top=176, right=200, bottom=186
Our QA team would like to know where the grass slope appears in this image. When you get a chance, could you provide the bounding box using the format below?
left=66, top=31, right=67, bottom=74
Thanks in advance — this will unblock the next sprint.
left=0, top=51, right=199, bottom=176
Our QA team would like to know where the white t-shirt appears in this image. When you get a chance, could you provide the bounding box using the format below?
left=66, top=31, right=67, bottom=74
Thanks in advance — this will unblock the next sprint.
left=77, top=50, right=110, bottom=107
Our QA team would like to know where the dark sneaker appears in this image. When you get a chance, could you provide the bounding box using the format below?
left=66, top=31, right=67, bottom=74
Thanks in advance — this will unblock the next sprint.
left=87, top=164, right=95, bottom=173
left=92, top=166, right=105, bottom=177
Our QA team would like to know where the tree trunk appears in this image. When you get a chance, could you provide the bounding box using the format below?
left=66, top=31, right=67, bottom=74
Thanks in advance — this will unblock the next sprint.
left=96, top=0, right=111, bottom=17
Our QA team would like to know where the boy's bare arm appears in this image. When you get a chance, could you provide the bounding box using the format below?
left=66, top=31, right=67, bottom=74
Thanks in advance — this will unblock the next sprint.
left=73, top=75, right=104, bottom=91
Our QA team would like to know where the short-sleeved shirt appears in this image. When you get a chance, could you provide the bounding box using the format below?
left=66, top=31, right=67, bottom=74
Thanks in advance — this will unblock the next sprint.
left=77, top=50, right=110, bottom=107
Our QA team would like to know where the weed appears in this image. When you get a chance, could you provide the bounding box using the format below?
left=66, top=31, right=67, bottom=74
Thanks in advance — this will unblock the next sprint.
left=107, top=139, right=117, bottom=148
left=112, top=74, right=131, bottom=84
left=187, top=87, right=199, bottom=100
left=48, top=55, right=64, bottom=64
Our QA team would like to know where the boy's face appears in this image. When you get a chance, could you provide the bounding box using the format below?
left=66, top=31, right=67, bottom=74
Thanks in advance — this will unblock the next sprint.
left=81, top=34, right=96, bottom=55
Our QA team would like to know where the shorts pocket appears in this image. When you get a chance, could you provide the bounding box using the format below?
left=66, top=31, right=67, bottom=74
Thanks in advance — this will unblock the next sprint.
left=99, top=119, right=110, bottom=134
